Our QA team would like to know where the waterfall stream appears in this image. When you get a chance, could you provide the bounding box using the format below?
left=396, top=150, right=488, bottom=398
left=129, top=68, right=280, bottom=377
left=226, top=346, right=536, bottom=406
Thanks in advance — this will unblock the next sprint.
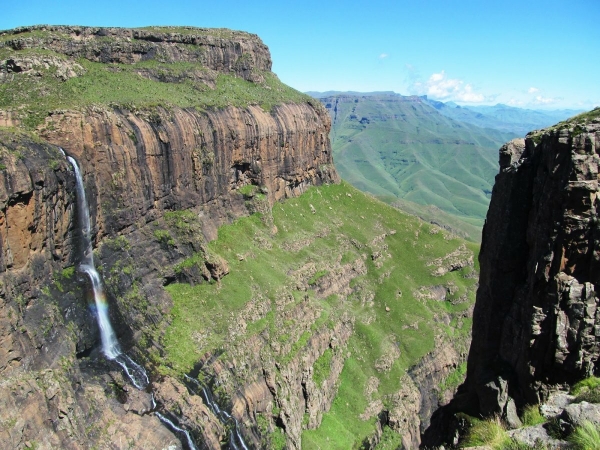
left=68, top=156, right=121, bottom=360
left=67, top=152, right=246, bottom=450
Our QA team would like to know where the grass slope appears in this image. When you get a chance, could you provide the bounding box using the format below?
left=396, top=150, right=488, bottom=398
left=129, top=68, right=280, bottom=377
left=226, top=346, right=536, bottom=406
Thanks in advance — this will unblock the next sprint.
left=320, top=94, right=516, bottom=240
left=0, top=45, right=314, bottom=128
left=162, top=182, right=478, bottom=448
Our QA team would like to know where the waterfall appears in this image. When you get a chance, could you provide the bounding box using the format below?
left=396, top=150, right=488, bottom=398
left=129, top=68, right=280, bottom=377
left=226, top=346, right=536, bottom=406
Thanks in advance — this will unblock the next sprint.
left=184, top=374, right=250, bottom=449
left=68, top=156, right=122, bottom=360
left=66, top=151, right=238, bottom=450
left=155, top=412, right=198, bottom=450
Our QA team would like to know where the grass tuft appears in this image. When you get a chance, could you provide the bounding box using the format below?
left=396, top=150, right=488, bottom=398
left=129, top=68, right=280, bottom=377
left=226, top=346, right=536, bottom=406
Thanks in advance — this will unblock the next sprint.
left=572, top=377, right=600, bottom=403
left=570, top=421, right=600, bottom=450
left=462, top=416, right=510, bottom=449
left=521, top=404, right=546, bottom=427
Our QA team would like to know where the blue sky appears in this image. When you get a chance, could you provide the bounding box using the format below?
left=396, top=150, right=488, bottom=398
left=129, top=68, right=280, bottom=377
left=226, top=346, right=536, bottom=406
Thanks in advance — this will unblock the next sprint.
left=2, top=0, right=598, bottom=109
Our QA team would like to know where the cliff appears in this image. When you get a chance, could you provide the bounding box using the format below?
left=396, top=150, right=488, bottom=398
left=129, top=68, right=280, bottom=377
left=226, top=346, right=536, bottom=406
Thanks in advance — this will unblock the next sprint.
left=0, top=25, right=479, bottom=450
left=0, top=25, right=337, bottom=449
left=424, top=108, right=600, bottom=446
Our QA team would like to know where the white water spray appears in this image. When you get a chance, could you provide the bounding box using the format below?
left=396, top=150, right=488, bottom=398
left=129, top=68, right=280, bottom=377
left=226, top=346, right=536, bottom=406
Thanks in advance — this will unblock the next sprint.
left=68, top=156, right=122, bottom=360
left=155, top=412, right=198, bottom=450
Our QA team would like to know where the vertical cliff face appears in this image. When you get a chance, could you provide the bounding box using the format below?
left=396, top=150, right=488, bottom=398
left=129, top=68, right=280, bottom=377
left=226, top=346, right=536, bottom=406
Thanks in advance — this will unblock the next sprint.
left=36, top=103, right=336, bottom=242
left=0, top=25, right=338, bottom=449
left=460, top=111, right=600, bottom=420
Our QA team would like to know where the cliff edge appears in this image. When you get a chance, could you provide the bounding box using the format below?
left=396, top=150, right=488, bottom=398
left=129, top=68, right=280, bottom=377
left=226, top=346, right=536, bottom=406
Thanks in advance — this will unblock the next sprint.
left=424, top=108, right=600, bottom=446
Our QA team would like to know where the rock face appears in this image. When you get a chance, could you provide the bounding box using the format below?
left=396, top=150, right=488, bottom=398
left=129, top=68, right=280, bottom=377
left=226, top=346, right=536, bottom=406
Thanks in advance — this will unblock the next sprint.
left=467, top=115, right=600, bottom=411
left=1, top=25, right=271, bottom=83
left=38, top=102, right=335, bottom=241
left=0, top=25, right=337, bottom=449
left=424, top=111, right=600, bottom=446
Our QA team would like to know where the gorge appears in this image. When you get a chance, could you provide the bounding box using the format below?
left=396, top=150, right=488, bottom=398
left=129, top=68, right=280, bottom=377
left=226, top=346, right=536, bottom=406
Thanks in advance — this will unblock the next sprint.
left=0, top=25, right=479, bottom=449
left=0, top=24, right=598, bottom=450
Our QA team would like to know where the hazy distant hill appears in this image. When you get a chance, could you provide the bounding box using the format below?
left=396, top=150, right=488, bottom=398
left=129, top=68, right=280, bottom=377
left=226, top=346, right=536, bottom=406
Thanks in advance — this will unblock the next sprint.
left=425, top=99, right=582, bottom=136
left=313, top=92, right=517, bottom=239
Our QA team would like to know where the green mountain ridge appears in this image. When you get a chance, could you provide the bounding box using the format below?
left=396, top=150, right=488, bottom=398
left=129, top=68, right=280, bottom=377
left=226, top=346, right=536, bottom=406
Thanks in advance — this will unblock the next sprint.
left=318, top=93, right=517, bottom=240
left=309, top=91, right=583, bottom=136
left=427, top=99, right=583, bottom=136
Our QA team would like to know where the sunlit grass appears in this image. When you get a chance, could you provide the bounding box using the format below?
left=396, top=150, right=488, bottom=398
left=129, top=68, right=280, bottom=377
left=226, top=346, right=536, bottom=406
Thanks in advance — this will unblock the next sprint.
left=162, top=182, right=479, bottom=448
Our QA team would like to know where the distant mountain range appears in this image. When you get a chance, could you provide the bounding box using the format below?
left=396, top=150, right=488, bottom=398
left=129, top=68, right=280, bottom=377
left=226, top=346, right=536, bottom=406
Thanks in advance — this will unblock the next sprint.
left=309, top=92, right=582, bottom=240
left=425, top=99, right=583, bottom=136
left=309, top=91, right=583, bottom=137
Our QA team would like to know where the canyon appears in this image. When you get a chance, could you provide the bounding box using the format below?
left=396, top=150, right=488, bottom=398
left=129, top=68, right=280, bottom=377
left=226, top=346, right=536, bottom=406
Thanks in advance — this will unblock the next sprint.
left=0, top=26, right=476, bottom=449
left=1, top=24, right=597, bottom=450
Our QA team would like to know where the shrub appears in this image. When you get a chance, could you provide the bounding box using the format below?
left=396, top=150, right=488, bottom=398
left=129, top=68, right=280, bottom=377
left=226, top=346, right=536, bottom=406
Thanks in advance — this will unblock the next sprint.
left=153, top=229, right=175, bottom=247
left=572, top=377, right=600, bottom=403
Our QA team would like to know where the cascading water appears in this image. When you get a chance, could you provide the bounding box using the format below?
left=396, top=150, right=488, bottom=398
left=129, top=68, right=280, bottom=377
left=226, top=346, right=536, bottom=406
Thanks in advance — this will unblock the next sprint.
left=68, top=155, right=150, bottom=389
left=68, top=155, right=122, bottom=359
left=67, top=150, right=244, bottom=450
left=184, top=374, right=249, bottom=450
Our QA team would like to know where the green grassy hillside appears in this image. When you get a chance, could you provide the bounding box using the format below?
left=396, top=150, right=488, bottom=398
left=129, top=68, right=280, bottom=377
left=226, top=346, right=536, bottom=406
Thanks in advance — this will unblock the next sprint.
left=319, top=94, right=516, bottom=240
left=0, top=28, right=314, bottom=129
left=160, top=181, right=478, bottom=448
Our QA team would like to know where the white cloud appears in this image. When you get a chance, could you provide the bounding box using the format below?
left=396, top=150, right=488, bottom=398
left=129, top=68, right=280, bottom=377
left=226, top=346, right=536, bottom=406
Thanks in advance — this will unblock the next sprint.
left=379, top=53, right=389, bottom=59
left=528, top=87, right=540, bottom=94
left=413, top=70, right=487, bottom=103
left=534, top=95, right=558, bottom=105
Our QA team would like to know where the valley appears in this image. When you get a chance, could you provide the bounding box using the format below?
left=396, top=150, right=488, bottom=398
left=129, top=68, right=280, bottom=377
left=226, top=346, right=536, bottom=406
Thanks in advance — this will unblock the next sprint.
left=314, top=92, right=579, bottom=241
left=0, top=23, right=597, bottom=450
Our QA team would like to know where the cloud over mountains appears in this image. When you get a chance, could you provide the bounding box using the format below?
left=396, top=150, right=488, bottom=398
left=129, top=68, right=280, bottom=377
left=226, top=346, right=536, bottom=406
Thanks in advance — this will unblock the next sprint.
left=412, top=70, right=492, bottom=103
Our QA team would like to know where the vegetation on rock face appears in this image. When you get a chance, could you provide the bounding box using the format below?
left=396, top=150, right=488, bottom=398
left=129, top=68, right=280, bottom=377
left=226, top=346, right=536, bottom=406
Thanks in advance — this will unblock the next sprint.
left=570, top=421, right=600, bottom=450
left=520, top=405, right=545, bottom=427
left=162, top=181, right=478, bottom=448
left=0, top=26, right=316, bottom=129
left=572, top=377, right=600, bottom=404
left=462, top=416, right=512, bottom=449
left=528, top=107, right=600, bottom=142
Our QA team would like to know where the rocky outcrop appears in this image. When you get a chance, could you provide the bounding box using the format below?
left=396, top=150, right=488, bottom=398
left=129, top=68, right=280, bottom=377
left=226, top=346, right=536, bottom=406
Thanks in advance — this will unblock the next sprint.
left=0, top=25, right=271, bottom=84
left=424, top=110, right=600, bottom=446
left=467, top=114, right=600, bottom=409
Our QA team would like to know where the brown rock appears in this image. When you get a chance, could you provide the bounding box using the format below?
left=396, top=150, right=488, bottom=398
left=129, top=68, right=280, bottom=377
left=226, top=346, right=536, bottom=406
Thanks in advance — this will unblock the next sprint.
left=154, top=377, right=225, bottom=450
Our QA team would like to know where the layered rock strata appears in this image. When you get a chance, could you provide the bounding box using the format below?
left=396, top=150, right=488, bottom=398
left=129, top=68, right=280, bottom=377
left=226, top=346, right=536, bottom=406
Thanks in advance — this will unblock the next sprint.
left=1, top=25, right=271, bottom=83
left=0, top=25, right=337, bottom=449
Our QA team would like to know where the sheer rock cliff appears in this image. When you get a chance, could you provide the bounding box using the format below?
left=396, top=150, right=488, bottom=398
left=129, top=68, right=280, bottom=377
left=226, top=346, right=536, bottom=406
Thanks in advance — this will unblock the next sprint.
left=424, top=110, right=600, bottom=447
left=0, top=25, right=337, bottom=449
